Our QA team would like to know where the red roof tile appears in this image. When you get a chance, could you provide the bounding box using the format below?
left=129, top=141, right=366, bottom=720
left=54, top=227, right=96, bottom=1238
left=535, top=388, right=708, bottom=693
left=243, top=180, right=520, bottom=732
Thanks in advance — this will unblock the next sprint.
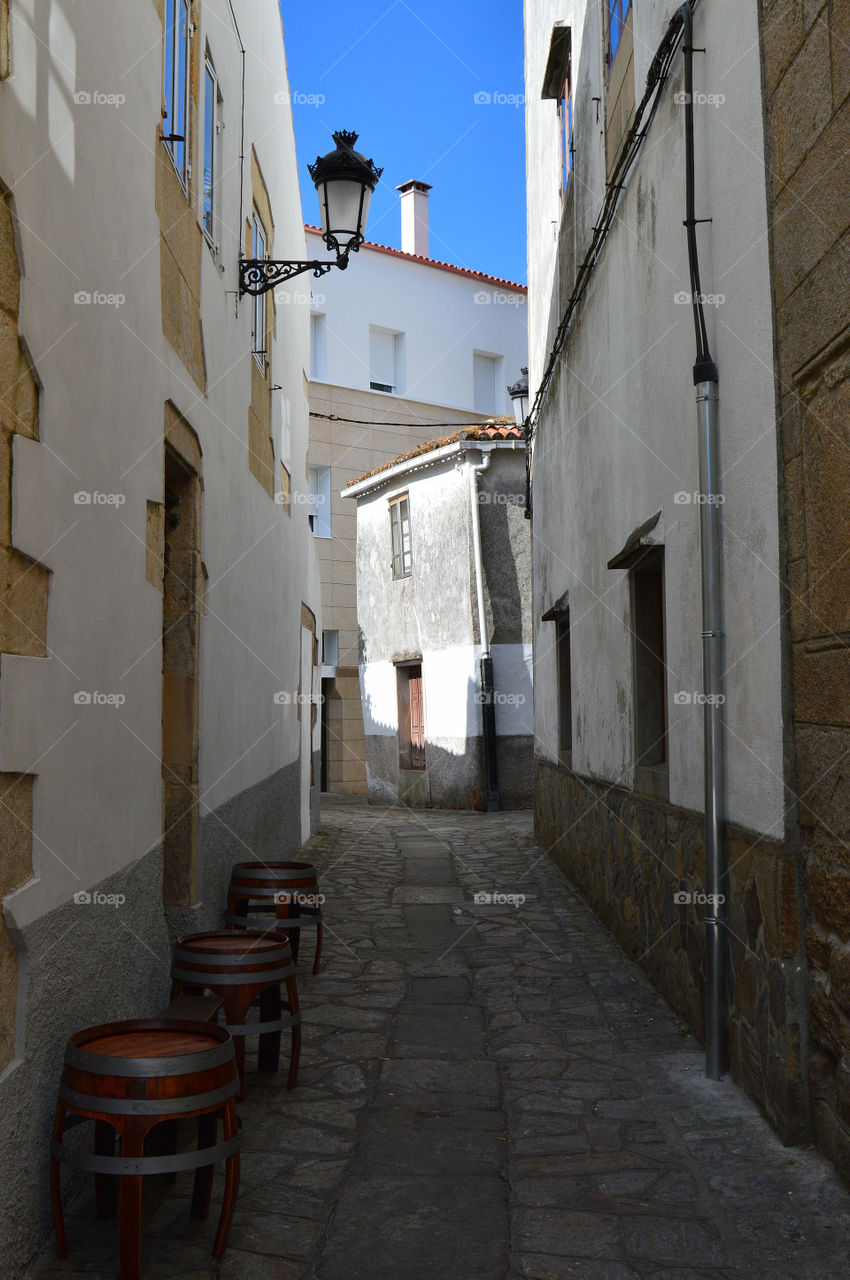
left=304, top=226, right=527, bottom=292
left=345, top=421, right=524, bottom=488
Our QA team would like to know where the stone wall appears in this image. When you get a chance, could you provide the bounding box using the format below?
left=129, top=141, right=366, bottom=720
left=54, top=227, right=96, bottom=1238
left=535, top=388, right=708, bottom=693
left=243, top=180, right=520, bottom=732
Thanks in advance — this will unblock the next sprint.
left=535, top=758, right=808, bottom=1142
left=760, top=0, right=850, bottom=1177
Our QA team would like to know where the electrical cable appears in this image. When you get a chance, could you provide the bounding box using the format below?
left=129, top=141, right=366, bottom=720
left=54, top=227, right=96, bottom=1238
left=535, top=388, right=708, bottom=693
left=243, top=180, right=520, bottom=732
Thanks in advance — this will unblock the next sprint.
left=308, top=411, right=510, bottom=429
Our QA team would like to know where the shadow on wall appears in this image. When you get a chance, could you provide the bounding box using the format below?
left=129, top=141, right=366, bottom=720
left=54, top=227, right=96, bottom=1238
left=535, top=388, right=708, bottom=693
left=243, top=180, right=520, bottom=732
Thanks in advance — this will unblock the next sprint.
left=478, top=475, right=528, bottom=645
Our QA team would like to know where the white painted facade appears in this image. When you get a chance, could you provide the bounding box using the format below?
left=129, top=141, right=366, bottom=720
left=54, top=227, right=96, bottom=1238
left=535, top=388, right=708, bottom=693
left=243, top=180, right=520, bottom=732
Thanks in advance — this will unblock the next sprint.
left=307, top=189, right=529, bottom=794
left=526, top=0, right=785, bottom=836
left=344, top=437, right=534, bottom=810
left=306, top=228, right=528, bottom=415
left=0, top=1, right=320, bottom=1267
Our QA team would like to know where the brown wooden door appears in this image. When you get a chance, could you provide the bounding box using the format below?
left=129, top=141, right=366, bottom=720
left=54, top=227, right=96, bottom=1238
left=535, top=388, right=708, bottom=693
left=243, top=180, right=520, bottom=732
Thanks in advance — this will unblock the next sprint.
left=409, top=666, right=425, bottom=769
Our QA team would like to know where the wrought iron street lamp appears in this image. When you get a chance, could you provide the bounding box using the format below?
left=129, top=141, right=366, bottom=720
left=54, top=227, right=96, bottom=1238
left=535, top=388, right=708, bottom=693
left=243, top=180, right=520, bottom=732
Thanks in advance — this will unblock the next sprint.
left=239, top=130, right=382, bottom=297
left=508, top=367, right=529, bottom=427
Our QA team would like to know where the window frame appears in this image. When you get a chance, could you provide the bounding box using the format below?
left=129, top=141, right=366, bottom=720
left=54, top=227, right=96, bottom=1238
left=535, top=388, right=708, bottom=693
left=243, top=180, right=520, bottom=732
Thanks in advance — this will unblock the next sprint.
left=251, top=209, right=268, bottom=371
left=556, top=612, right=573, bottom=761
left=163, top=0, right=191, bottom=190
left=307, top=464, right=332, bottom=538
left=607, top=0, right=632, bottom=67
left=369, top=326, right=403, bottom=395
left=629, top=547, right=669, bottom=799
left=390, top=494, right=413, bottom=579
left=202, top=53, right=220, bottom=248
left=473, top=351, right=500, bottom=417
left=557, top=68, right=574, bottom=192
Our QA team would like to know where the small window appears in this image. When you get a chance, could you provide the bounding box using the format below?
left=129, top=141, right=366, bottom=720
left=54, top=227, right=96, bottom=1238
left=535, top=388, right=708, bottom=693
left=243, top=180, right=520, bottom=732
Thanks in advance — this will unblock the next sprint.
left=202, top=55, right=221, bottom=245
left=164, top=0, right=191, bottom=187
left=557, top=613, right=572, bottom=756
left=370, top=327, right=401, bottom=393
left=278, top=463, right=291, bottom=515
left=251, top=210, right=267, bottom=369
left=310, top=313, right=326, bottom=381
left=608, top=0, right=631, bottom=65
left=631, top=550, right=667, bottom=774
left=473, top=352, right=500, bottom=416
left=322, top=629, right=339, bottom=667
left=308, top=465, right=332, bottom=537
left=397, top=663, right=425, bottom=771
left=390, top=495, right=412, bottom=578
left=558, top=82, right=573, bottom=190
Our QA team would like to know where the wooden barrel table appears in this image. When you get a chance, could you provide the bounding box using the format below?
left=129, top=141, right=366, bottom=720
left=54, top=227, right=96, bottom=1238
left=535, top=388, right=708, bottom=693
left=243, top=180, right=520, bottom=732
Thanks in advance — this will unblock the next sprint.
left=170, top=931, right=300, bottom=1097
left=226, top=861, right=324, bottom=973
left=50, top=1018, right=241, bottom=1280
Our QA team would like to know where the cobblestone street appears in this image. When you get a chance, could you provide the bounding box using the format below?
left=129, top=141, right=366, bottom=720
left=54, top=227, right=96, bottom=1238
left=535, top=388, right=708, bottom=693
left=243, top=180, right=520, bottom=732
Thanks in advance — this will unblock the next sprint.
left=32, top=796, right=850, bottom=1280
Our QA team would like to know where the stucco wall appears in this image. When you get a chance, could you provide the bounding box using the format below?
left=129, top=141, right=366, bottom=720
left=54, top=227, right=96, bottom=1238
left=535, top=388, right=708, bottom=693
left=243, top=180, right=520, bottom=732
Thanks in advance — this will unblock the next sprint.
left=353, top=443, right=533, bottom=808
left=525, top=0, right=804, bottom=1139
left=306, top=229, right=528, bottom=415
left=0, top=1, right=321, bottom=1269
left=528, top=0, right=785, bottom=833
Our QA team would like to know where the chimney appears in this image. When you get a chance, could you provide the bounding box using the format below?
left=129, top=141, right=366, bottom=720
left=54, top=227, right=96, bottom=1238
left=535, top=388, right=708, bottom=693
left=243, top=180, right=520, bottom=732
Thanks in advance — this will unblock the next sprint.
left=396, top=180, right=432, bottom=257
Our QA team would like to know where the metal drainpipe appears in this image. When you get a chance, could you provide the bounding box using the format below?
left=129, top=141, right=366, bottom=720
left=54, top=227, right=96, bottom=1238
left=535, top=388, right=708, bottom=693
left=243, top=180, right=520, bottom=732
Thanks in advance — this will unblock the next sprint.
left=676, top=0, right=727, bottom=1079
left=698, top=376, right=726, bottom=1079
left=466, top=451, right=500, bottom=811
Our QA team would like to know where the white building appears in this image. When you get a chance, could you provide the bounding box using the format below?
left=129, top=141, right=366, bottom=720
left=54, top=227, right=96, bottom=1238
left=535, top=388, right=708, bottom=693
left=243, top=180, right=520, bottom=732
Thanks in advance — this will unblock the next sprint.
left=0, top=1, right=321, bottom=1267
left=526, top=0, right=801, bottom=1132
left=343, top=424, right=533, bottom=811
left=307, top=184, right=528, bottom=793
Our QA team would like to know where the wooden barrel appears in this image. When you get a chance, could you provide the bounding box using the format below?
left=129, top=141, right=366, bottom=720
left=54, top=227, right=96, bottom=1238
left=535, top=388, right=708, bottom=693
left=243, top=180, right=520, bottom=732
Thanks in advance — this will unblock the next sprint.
left=171, top=931, right=301, bottom=1095
left=225, top=861, right=323, bottom=972
left=172, top=930, right=296, bottom=992
left=51, top=1017, right=241, bottom=1275
left=57, top=1018, right=240, bottom=1131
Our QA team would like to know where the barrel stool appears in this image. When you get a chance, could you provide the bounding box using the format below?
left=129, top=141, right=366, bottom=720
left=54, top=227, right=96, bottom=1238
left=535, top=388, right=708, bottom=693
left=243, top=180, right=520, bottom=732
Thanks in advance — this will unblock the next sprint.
left=226, top=861, right=323, bottom=973
left=170, top=931, right=300, bottom=1097
left=50, top=1018, right=241, bottom=1280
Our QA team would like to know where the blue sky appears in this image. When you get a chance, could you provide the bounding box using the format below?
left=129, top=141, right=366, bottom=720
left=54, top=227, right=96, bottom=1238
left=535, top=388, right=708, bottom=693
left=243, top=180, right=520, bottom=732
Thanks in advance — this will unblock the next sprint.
left=280, top=0, right=527, bottom=285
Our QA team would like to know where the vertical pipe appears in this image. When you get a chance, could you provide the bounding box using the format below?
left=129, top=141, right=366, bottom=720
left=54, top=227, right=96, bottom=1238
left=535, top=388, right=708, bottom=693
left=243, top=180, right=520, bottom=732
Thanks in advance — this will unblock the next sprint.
left=697, top=379, right=726, bottom=1078
left=467, top=452, right=500, bottom=811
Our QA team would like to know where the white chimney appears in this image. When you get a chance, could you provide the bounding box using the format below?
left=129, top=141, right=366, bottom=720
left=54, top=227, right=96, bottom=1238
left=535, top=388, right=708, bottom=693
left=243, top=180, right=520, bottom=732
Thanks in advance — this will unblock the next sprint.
left=396, top=180, right=432, bottom=257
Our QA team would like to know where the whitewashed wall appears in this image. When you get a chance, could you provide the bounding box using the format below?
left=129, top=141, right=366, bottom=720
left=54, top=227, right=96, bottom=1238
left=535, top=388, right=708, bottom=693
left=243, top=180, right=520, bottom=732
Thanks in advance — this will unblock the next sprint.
left=0, top=0, right=321, bottom=925
left=526, top=0, right=784, bottom=835
left=306, top=228, right=528, bottom=414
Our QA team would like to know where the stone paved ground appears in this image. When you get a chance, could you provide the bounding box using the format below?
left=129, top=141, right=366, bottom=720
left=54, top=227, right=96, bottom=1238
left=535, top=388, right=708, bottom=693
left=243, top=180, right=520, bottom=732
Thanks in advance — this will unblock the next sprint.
left=31, top=796, right=850, bottom=1279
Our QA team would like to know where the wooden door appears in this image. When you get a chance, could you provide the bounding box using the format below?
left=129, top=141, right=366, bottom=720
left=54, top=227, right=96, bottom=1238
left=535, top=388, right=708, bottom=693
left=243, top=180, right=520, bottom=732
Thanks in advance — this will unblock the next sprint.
left=409, top=665, right=425, bottom=770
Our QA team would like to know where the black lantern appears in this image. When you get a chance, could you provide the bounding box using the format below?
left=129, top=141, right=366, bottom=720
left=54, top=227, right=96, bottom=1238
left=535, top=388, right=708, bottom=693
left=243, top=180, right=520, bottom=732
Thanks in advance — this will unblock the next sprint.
left=309, top=131, right=382, bottom=260
left=239, top=130, right=382, bottom=297
left=508, top=367, right=529, bottom=427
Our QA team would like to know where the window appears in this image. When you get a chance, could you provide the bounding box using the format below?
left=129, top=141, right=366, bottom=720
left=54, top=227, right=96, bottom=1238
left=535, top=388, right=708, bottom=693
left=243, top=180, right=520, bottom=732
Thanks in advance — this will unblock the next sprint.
left=310, top=313, right=326, bottom=381
left=322, top=630, right=339, bottom=668
left=557, top=613, right=573, bottom=756
left=278, top=463, right=291, bottom=514
left=397, top=663, right=425, bottom=771
left=605, top=0, right=635, bottom=174
left=631, top=550, right=667, bottom=782
left=251, top=210, right=267, bottom=369
left=541, top=25, right=573, bottom=194
left=164, top=0, right=190, bottom=186
left=308, top=465, right=331, bottom=538
left=558, top=72, right=574, bottom=190
left=473, top=352, right=499, bottom=416
left=203, top=55, right=221, bottom=245
left=608, top=0, right=631, bottom=65
left=390, top=495, right=412, bottom=578
left=370, top=327, right=401, bottom=393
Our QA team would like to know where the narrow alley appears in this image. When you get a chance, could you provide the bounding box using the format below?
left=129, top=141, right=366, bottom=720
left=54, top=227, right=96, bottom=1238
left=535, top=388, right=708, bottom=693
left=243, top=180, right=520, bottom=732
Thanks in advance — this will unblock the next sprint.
left=32, top=797, right=850, bottom=1280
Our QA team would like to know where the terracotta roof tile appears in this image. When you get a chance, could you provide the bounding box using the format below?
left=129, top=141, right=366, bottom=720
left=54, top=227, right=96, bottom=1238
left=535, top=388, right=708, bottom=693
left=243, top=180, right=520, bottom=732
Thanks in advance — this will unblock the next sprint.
left=304, top=226, right=527, bottom=292
left=345, top=420, right=524, bottom=488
